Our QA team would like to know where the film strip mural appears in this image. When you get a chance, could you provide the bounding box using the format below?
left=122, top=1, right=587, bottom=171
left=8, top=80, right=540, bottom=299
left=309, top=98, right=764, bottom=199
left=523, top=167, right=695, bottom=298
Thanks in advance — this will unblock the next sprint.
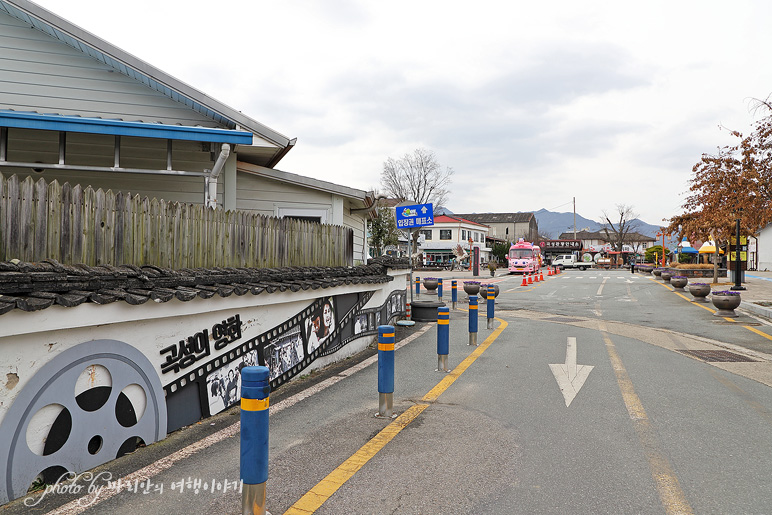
left=160, top=289, right=406, bottom=427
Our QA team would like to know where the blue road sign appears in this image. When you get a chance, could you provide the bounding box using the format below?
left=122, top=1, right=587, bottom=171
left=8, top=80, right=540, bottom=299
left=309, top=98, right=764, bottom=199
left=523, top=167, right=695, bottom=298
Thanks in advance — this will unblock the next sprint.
left=395, top=203, right=434, bottom=229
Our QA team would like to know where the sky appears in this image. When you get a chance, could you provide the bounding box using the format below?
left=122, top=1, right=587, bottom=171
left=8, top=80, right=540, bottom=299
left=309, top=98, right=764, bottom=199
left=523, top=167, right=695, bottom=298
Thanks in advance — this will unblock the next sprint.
left=30, top=0, right=772, bottom=227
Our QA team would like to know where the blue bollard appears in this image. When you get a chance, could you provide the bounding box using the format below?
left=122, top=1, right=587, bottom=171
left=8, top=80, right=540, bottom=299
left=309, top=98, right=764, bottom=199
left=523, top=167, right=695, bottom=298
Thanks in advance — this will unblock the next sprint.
left=468, top=295, right=478, bottom=346
left=240, top=366, right=270, bottom=515
left=438, top=278, right=443, bottom=299
left=487, top=285, right=495, bottom=329
left=377, top=325, right=395, bottom=417
left=436, top=307, right=450, bottom=372
left=415, top=276, right=420, bottom=297
left=451, top=280, right=458, bottom=310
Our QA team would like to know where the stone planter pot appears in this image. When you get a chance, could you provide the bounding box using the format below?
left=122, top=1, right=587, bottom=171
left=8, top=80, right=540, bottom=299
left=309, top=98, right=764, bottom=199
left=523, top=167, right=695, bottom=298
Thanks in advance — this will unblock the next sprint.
left=687, top=283, right=711, bottom=303
left=660, top=271, right=673, bottom=282
left=423, top=278, right=439, bottom=293
left=479, top=284, right=500, bottom=299
left=670, top=276, right=688, bottom=291
left=652, top=268, right=662, bottom=277
left=463, top=282, right=481, bottom=296
left=711, top=292, right=741, bottom=317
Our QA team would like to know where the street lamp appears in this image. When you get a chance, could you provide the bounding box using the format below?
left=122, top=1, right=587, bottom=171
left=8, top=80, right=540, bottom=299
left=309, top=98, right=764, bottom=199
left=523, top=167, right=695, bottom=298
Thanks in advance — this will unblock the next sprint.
left=655, top=230, right=670, bottom=267
left=731, top=212, right=746, bottom=290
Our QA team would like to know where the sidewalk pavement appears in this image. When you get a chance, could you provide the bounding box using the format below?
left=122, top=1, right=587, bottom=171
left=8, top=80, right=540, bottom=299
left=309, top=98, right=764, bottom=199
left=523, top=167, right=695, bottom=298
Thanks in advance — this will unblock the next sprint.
left=410, top=267, right=772, bottom=320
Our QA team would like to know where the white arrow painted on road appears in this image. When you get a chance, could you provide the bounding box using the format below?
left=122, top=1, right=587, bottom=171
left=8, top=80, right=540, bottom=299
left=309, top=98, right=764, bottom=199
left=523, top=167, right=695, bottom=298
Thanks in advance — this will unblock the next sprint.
left=549, top=337, right=594, bottom=407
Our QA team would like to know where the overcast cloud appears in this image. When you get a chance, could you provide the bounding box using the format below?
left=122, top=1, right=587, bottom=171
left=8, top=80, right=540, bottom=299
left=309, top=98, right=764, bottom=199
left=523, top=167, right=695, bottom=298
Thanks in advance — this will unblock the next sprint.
left=30, top=0, right=772, bottom=225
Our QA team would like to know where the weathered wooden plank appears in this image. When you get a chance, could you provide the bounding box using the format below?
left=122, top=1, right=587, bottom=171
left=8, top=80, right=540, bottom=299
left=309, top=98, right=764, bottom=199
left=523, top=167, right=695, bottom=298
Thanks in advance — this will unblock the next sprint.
left=114, top=191, right=126, bottom=264
left=149, top=198, right=160, bottom=266
left=0, top=174, right=6, bottom=261
left=104, top=190, right=117, bottom=265
left=6, top=175, right=23, bottom=260
left=82, top=186, right=96, bottom=265
left=33, top=177, right=49, bottom=262
left=71, top=184, right=83, bottom=263
left=46, top=179, right=62, bottom=263
left=58, top=181, right=72, bottom=263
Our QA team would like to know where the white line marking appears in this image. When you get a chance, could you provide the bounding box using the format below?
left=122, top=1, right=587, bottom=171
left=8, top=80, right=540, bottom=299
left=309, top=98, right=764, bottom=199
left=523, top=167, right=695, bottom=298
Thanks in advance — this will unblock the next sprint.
left=549, top=337, right=595, bottom=407
left=596, top=277, right=608, bottom=296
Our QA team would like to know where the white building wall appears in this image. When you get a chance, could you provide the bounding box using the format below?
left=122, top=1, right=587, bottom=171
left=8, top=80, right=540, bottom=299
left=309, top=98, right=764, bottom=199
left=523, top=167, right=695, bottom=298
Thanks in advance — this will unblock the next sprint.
left=757, top=225, right=772, bottom=271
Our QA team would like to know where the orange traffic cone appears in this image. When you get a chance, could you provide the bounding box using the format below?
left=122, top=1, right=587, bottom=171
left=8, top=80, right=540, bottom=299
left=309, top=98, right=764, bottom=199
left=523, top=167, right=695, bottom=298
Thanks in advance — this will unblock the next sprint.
left=521, top=274, right=528, bottom=286
left=527, top=273, right=533, bottom=284
left=548, top=267, right=553, bottom=276
left=540, top=271, right=544, bottom=281
left=534, top=272, right=539, bottom=283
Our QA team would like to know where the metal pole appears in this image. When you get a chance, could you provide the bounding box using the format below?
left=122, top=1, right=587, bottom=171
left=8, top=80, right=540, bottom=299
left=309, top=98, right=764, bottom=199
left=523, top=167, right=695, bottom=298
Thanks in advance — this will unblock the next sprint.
left=486, top=285, right=495, bottom=330
left=376, top=325, right=395, bottom=418
left=436, top=307, right=450, bottom=372
left=731, top=218, right=746, bottom=290
left=241, top=366, right=270, bottom=515
left=468, top=295, right=478, bottom=346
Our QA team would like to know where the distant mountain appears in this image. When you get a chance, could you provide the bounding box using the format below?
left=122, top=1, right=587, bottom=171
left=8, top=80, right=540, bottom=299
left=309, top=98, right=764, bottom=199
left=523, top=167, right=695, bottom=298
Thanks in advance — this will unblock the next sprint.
left=534, top=208, right=662, bottom=239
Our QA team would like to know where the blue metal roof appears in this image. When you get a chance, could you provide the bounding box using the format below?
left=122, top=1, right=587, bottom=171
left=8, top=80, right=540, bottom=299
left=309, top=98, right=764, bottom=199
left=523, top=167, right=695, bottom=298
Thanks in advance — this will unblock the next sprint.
left=0, top=110, right=254, bottom=144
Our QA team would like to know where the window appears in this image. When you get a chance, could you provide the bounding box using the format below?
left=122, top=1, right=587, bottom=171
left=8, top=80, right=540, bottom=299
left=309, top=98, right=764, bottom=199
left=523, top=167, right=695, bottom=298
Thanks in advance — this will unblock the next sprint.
left=474, top=233, right=479, bottom=242
left=277, top=207, right=327, bottom=223
left=461, top=229, right=466, bottom=240
left=440, top=229, right=452, bottom=240
left=420, top=230, right=432, bottom=240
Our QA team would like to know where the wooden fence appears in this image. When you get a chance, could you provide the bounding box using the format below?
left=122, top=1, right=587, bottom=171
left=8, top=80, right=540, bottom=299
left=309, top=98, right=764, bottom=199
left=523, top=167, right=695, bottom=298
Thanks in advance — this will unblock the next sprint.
left=0, top=174, right=354, bottom=268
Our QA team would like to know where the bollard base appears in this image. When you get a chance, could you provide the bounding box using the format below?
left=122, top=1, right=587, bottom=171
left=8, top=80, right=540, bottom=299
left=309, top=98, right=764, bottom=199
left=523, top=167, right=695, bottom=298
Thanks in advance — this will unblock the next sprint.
left=487, top=317, right=494, bottom=330
left=375, top=392, right=396, bottom=419
left=435, top=354, right=450, bottom=373
left=242, top=482, right=267, bottom=515
left=468, top=332, right=478, bottom=346
left=452, top=301, right=457, bottom=310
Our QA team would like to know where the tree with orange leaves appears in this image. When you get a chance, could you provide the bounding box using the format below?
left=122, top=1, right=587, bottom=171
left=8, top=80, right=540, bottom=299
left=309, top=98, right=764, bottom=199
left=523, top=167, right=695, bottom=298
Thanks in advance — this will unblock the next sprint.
left=667, top=115, right=772, bottom=281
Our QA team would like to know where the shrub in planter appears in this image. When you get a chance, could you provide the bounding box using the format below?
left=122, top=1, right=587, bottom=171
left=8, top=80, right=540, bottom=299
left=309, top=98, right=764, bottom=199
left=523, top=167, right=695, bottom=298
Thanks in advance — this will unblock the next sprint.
left=463, top=281, right=481, bottom=295
left=670, top=275, right=688, bottom=290
left=687, top=282, right=711, bottom=302
left=711, top=290, right=741, bottom=317
left=423, top=277, right=439, bottom=292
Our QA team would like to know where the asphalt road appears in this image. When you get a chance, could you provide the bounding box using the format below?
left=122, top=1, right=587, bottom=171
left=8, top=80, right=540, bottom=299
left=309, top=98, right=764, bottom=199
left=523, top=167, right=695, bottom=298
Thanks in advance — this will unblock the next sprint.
left=9, top=270, right=772, bottom=514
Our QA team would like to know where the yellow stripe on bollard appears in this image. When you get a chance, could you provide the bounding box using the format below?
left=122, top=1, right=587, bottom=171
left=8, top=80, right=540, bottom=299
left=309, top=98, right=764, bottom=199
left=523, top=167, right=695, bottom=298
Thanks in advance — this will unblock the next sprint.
left=378, top=343, right=395, bottom=351
left=241, top=397, right=269, bottom=411
left=469, top=305, right=478, bottom=310
left=382, top=332, right=395, bottom=338
left=437, top=319, right=449, bottom=325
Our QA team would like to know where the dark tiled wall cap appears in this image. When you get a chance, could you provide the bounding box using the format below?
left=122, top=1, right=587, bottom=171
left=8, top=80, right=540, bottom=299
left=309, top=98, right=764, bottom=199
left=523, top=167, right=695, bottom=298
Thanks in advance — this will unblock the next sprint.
left=0, top=259, right=395, bottom=315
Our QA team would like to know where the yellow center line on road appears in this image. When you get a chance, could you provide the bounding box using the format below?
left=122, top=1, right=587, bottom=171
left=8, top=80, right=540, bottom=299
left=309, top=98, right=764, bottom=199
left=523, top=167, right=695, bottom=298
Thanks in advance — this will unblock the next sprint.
left=284, top=318, right=509, bottom=515
left=600, top=325, right=694, bottom=515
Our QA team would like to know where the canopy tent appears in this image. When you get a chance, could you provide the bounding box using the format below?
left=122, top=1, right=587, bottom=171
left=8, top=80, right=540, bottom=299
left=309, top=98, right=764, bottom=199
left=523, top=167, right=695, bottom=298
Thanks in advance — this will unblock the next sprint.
left=678, top=238, right=698, bottom=254
left=698, top=240, right=724, bottom=254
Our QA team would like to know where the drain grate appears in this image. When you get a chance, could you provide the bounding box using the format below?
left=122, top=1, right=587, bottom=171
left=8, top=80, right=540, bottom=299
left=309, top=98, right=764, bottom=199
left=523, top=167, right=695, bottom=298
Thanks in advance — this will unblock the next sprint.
left=677, top=349, right=759, bottom=362
left=544, top=316, right=585, bottom=323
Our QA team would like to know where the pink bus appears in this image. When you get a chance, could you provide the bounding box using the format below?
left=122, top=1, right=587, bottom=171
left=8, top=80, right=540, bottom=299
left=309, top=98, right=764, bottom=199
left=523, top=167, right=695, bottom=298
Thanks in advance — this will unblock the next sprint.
left=508, top=238, right=542, bottom=274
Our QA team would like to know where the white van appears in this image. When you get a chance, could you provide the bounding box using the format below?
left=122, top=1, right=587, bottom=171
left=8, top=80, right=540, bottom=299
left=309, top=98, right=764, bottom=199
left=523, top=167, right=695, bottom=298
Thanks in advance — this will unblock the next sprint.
left=553, top=254, right=592, bottom=270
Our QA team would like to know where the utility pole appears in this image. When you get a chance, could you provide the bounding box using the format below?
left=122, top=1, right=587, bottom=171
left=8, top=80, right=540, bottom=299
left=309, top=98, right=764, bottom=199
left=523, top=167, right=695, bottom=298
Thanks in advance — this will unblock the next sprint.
left=573, top=197, right=576, bottom=240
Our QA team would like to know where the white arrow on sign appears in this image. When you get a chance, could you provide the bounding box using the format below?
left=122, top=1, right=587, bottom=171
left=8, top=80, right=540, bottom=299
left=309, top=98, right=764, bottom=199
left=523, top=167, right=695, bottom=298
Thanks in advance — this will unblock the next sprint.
left=421, top=206, right=428, bottom=214
left=549, top=337, right=594, bottom=407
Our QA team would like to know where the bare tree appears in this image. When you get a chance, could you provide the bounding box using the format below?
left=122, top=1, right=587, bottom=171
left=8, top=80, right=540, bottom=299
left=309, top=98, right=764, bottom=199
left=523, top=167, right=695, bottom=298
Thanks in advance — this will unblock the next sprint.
left=600, top=204, right=640, bottom=252
left=380, top=148, right=454, bottom=263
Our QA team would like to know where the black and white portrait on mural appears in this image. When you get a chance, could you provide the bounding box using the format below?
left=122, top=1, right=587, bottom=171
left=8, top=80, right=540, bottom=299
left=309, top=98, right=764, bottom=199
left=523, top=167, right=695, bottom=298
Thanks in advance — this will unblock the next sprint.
left=206, top=349, right=257, bottom=415
left=354, top=313, right=368, bottom=335
left=266, top=325, right=304, bottom=380
left=305, top=297, right=336, bottom=354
